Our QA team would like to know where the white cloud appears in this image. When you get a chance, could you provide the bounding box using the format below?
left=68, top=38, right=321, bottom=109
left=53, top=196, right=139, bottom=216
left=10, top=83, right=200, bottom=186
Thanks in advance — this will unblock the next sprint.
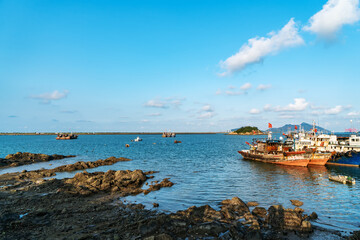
left=30, top=90, right=69, bottom=103
left=61, top=110, right=77, bottom=114
left=249, top=108, right=261, bottom=114
left=144, top=97, right=185, bottom=109
left=219, top=18, right=304, bottom=75
left=228, top=85, right=236, bottom=89
left=325, top=105, right=344, bottom=114
left=257, top=84, right=272, bottom=91
left=279, top=115, right=295, bottom=119
left=348, top=111, right=360, bottom=116
left=148, top=113, right=162, bottom=117
left=198, top=112, right=215, bottom=119
left=240, top=82, right=252, bottom=90
left=144, top=99, right=167, bottom=108
left=198, top=104, right=215, bottom=119
left=202, top=104, right=213, bottom=112
left=311, top=110, right=323, bottom=116
left=215, top=89, right=222, bottom=95
left=263, top=104, right=272, bottom=111
left=225, top=91, right=244, bottom=96
left=274, top=98, right=309, bottom=112
left=304, top=0, right=360, bottom=39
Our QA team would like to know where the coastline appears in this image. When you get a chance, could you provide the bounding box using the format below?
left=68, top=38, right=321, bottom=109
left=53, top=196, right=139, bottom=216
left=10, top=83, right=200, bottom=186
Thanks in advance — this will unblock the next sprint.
left=0, top=132, right=221, bottom=136
left=0, top=152, right=353, bottom=239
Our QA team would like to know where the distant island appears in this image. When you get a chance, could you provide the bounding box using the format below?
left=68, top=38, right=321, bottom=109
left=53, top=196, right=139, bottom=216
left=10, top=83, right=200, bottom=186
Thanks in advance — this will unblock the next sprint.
left=265, top=122, right=331, bottom=134
left=228, top=126, right=265, bottom=135
left=229, top=122, right=331, bottom=135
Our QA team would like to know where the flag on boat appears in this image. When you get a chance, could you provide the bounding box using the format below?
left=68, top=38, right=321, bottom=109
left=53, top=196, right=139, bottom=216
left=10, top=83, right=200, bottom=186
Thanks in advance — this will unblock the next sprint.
left=268, top=123, right=272, bottom=128
left=245, top=142, right=250, bottom=145
left=295, top=125, right=298, bottom=130
left=314, top=128, right=317, bottom=133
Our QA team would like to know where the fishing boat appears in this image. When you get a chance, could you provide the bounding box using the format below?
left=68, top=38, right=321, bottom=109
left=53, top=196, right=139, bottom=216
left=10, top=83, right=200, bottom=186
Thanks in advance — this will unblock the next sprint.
left=327, top=151, right=360, bottom=167
left=134, top=136, right=142, bottom=142
left=309, top=152, right=334, bottom=166
left=283, top=123, right=334, bottom=166
left=56, top=133, right=78, bottom=140
left=162, top=131, right=176, bottom=137
left=238, top=133, right=311, bottom=167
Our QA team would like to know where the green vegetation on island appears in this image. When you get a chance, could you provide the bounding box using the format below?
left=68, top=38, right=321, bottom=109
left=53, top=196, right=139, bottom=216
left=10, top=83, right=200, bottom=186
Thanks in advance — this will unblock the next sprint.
left=229, top=126, right=264, bottom=135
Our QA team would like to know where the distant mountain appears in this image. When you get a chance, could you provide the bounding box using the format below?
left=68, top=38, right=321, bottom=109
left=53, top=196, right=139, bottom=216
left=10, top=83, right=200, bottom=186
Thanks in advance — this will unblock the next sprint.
left=266, top=122, right=331, bottom=133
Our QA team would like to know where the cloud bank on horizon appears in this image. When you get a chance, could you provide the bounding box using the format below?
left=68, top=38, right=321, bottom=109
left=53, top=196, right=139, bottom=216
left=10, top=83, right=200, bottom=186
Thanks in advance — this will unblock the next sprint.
left=220, top=0, right=360, bottom=75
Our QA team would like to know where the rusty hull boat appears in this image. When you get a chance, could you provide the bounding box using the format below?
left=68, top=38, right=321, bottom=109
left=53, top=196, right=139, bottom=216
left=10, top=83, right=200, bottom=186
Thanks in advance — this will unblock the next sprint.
left=238, top=139, right=311, bottom=167
left=309, top=152, right=333, bottom=166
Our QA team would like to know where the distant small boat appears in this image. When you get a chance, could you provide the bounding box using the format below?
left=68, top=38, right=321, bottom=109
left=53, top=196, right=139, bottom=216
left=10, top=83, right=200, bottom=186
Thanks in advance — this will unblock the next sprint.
left=134, top=136, right=142, bottom=142
left=174, top=140, right=181, bottom=144
left=56, top=133, right=78, bottom=140
left=162, top=132, right=176, bottom=137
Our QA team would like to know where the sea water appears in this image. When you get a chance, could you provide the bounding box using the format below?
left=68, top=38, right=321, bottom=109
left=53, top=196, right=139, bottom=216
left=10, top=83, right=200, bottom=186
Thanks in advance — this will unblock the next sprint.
left=0, top=134, right=359, bottom=233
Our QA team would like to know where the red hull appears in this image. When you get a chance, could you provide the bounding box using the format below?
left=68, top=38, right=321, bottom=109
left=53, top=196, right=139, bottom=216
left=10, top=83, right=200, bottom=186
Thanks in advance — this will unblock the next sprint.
left=275, top=159, right=309, bottom=167
left=309, top=153, right=333, bottom=166
left=308, top=158, right=329, bottom=166
left=238, top=151, right=310, bottom=167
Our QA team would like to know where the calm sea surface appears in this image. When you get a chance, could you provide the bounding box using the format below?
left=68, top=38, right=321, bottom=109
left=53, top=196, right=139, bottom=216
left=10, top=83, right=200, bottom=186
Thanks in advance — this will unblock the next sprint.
left=0, top=134, right=359, bottom=233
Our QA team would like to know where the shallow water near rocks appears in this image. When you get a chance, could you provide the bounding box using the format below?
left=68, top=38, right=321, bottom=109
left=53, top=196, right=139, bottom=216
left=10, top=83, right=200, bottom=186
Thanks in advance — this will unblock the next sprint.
left=1, top=134, right=359, bottom=233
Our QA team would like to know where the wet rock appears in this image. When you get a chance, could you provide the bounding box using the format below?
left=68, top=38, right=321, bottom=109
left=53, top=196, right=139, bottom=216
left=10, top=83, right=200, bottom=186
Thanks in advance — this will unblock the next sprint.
left=247, top=201, right=259, bottom=207
left=144, top=233, right=173, bottom=240
left=139, top=220, right=158, bottom=235
left=294, top=207, right=304, bottom=214
left=1, top=152, right=75, bottom=168
left=243, top=212, right=260, bottom=230
left=308, top=212, right=318, bottom=220
left=53, top=157, right=131, bottom=173
left=245, top=230, right=262, bottom=240
left=290, top=200, right=303, bottom=207
left=176, top=205, right=222, bottom=223
left=153, top=203, right=159, bottom=208
left=252, top=207, right=267, bottom=219
left=144, top=178, right=174, bottom=195
left=348, top=231, right=360, bottom=240
left=221, top=197, right=250, bottom=216
left=267, top=205, right=312, bottom=233
left=188, top=221, right=227, bottom=237
left=62, top=170, right=148, bottom=195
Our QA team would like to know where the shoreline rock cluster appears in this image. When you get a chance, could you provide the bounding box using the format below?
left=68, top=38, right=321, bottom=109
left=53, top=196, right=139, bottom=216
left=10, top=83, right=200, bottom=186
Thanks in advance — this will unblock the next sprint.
left=0, top=156, right=132, bottom=187
left=0, top=154, right=352, bottom=239
left=0, top=152, right=76, bottom=168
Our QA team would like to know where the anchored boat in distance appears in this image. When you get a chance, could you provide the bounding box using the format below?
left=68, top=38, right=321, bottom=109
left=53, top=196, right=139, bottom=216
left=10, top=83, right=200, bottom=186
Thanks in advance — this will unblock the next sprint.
left=56, top=133, right=78, bottom=140
left=162, top=131, right=176, bottom=137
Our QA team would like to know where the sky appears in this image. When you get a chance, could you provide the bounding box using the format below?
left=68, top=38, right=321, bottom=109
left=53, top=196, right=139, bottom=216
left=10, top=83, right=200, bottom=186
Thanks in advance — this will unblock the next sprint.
left=1, top=0, right=360, bottom=132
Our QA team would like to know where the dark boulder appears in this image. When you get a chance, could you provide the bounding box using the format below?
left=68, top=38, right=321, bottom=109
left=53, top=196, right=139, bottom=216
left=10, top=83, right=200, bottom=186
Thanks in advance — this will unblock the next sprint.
left=267, top=205, right=312, bottom=233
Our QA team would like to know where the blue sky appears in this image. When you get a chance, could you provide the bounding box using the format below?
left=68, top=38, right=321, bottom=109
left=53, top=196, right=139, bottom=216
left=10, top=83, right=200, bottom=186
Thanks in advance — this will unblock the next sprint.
left=1, top=0, right=360, bottom=132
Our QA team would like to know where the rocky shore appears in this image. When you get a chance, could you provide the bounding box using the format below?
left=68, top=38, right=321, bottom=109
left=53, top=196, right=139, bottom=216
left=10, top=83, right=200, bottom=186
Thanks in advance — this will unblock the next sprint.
left=0, top=155, right=354, bottom=239
left=0, top=152, right=76, bottom=169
